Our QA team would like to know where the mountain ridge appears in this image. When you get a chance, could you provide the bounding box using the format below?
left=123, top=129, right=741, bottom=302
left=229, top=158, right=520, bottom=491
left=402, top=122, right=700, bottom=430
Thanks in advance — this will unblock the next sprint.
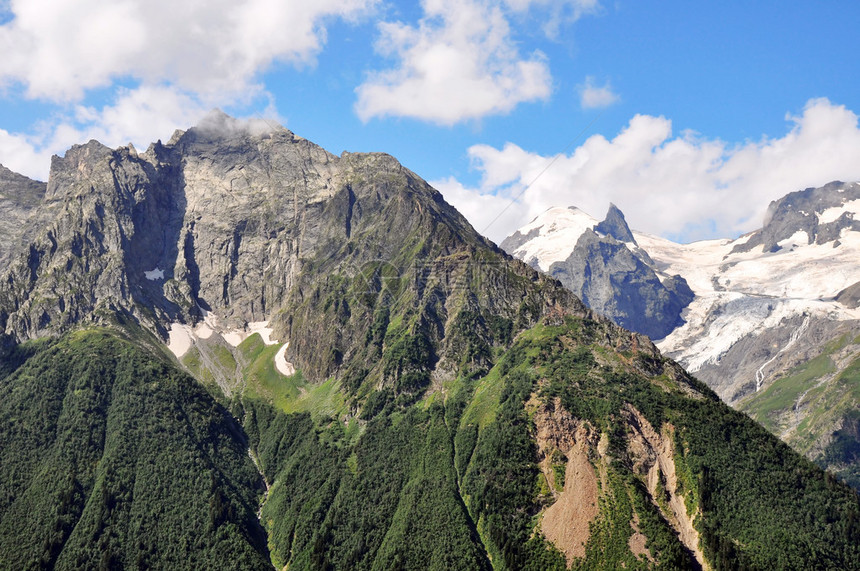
left=2, top=115, right=860, bottom=568
left=503, top=182, right=860, bottom=489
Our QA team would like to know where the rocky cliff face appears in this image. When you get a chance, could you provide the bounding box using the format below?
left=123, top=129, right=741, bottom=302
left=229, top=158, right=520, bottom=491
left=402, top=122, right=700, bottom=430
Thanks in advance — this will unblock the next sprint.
left=0, top=165, right=49, bottom=269
left=732, top=180, right=860, bottom=254
left=502, top=204, right=693, bottom=340
left=0, top=112, right=586, bottom=386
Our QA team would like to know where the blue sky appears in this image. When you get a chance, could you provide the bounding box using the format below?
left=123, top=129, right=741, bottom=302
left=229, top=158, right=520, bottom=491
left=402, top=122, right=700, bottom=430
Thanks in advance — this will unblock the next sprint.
left=1, top=1, right=859, bottom=243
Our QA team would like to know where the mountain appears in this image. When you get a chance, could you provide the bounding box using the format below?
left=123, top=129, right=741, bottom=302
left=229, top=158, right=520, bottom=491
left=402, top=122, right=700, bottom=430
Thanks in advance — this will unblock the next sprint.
left=0, top=164, right=50, bottom=269
left=2, top=114, right=860, bottom=569
left=501, top=204, right=694, bottom=340
left=503, top=182, right=860, bottom=488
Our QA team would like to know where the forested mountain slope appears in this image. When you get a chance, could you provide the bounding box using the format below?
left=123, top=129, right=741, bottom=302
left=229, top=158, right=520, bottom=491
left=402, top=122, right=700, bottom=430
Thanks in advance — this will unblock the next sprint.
left=0, top=329, right=270, bottom=570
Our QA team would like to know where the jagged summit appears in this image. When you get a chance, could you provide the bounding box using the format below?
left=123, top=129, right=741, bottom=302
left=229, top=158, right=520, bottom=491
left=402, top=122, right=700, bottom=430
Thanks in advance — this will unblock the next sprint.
left=733, top=180, right=860, bottom=253
left=502, top=203, right=693, bottom=340
left=0, top=113, right=552, bottom=386
left=595, top=202, right=637, bottom=244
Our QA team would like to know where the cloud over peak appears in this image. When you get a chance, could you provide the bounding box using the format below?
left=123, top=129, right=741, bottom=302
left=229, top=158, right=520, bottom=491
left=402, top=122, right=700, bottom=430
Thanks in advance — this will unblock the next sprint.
left=438, top=98, right=860, bottom=244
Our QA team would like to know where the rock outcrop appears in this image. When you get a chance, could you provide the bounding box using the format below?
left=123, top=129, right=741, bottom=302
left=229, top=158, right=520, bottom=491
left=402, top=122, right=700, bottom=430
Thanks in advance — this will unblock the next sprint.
left=503, top=204, right=694, bottom=340
left=0, top=164, right=49, bottom=268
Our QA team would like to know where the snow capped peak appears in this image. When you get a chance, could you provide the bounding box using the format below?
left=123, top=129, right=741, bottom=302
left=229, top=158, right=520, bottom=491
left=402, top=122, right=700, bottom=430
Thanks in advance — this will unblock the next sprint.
left=520, top=206, right=598, bottom=235
left=501, top=206, right=599, bottom=271
left=502, top=181, right=860, bottom=394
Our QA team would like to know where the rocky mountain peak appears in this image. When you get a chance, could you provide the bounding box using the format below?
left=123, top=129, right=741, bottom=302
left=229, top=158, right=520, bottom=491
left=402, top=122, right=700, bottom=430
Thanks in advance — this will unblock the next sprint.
left=733, top=180, right=860, bottom=253
left=1, top=114, right=584, bottom=389
left=595, top=202, right=637, bottom=245
left=503, top=203, right=693, bottom=340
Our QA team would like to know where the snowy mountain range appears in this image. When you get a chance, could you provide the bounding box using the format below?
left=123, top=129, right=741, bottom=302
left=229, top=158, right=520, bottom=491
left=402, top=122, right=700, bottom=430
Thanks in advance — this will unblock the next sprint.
left=503, top=181, right=860, bottom=485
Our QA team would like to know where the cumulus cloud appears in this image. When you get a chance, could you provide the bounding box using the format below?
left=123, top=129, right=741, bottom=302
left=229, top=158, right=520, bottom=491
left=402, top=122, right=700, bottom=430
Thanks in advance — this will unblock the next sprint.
left=0, top=0, right=377, bottom=101
left=578, top=76, right=619, bottom=109
left=0, top=0, right=370, bottom=178
left=0, top=85, right=213, bottom=180
left=354, top=0, right=556, bottom=124
left=436, top=98, right=860, bottom=244
left=0, top=129, right=53, bottom=181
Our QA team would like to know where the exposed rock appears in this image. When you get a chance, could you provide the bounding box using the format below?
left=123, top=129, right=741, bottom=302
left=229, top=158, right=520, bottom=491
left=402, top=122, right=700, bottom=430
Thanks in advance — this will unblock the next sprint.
left=595, top=202, right=637, bottom=244
left=498, top=225, right=541, bottom=254
left=0, top=164, right=49, bottom=269
left=0, top=112, right=588, bottom=387
left=836, top=280, right=860, bottom=309
left=732, top=181, right=860, bottom=254
left=535, top=398, right=600, bottom=564
left=549, top=228, right=693, bottom=340
left=622, top=405, right=706, bottom=569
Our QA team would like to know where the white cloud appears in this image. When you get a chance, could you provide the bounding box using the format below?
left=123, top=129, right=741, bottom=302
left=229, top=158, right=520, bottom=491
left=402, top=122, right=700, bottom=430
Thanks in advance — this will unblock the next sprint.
left=354, top=0, right=554, bottom=124
left=437, top=98, right=860, bottom=244
left=0, top=0, right=377, bottom=101
left=0, top=129, right=53, bottom=181
left=0, top=85, right=212, bottom=180
left=0, top=0, right=370, bottom=179
left=503, top=0, right=600, bottom=38
left=578, top=76, right=619, bottom=109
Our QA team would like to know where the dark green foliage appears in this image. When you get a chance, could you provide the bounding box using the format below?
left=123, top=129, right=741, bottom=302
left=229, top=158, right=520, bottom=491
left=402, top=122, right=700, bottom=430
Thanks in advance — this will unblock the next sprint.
left=0, top=330, right=270, bottom=570
left=359, top=388, right=394, bottom=419
left=462, top=369, right=564, bottom=569
left=672, top=397, right=860, bottom=570
left=244, top=400, right=492, bottom=570
left=498, top=318, right=860, bottom=570
left=4, top=307, right=860, bottom=570
left=819, top=410, right=860, bottom=489
left=365, top=305, right=390, bottom=359
left=382, top=332, right=434, bottom=397
left=449, top=310, right=493, bottom=373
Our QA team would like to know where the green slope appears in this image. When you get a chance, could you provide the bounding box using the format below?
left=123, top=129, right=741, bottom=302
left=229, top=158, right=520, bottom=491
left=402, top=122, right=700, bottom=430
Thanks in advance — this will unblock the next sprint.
left=741, top=333, right=860, bottom=488
left=235, top=314, right=860, bottom=570
left=0, top=329, right=271, bottom=570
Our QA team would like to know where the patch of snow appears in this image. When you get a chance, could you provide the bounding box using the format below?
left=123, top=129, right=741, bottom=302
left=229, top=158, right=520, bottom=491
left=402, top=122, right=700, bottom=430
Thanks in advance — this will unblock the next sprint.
left=637, top=227, right=860, bottom=373
left=512, top=207, right=599, bottom=271
left=274, top=342, right=296, bottom=376
left=248, top=321, right=278, bottom=345
left=776, top=230, right=809, bottom=249
left=144, top=268, right=164, bottom=280
left=223, top=331, right=245, bottom=347
left=167, top=324, right=194, bottom=358
left=732, top=232, right=753, bottom=247
left=166, top=312, right=283, bottom=360
left=221, top=320, right=278, bottom=347
left=194, top=323, right=214, bottom=339
left=818, top=199, right=860, bottom=224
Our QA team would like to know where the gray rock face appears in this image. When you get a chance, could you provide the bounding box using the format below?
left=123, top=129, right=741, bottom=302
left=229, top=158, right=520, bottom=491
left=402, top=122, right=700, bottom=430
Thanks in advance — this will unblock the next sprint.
left=732, top=181, right=860, bottom=254
left=0, top=112, right=592, bottom=383
left=0, top=165, right=49, bottom=269
left=594, top=202, right=637, bottom=244
left=549, top=227, right=693, bottom=340
left=498, top=225, right=540, bottom=254
left=504, top=204, right=694, bottom=340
